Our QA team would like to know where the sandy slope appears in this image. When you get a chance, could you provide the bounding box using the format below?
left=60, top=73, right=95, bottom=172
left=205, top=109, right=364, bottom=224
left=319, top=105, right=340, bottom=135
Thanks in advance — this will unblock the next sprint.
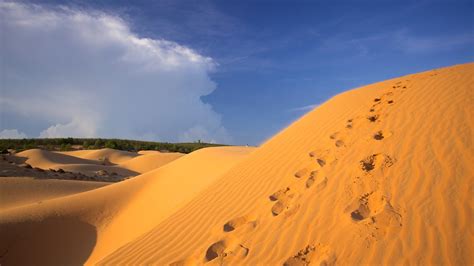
left=119, top=152, right=184, bottom=174
left=0, top=177, right=109, bottom=211
left=101, top=63, right=473, bottom=265
left=62, top=148, right=139, bottom=164
left=0, top=146, right=254, bottom=265
left=0, top=63, right=472, bottom=265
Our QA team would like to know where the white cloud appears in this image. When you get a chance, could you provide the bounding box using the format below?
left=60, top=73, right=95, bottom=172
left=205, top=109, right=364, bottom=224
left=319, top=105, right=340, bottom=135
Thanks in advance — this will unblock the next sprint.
left=0, top=1, right=231, bottom=143
left=288, top=104, right=319, bottom=112
left=0, top=129, right=27, bottom=139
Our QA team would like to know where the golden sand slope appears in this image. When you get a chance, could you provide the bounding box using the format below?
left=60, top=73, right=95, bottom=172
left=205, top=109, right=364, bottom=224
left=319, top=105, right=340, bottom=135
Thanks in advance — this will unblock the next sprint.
left=0, top=146, right=254, bottom=265
left=17, top=149, right=103, bottom=168
left=0, top=177, right=109, bottom=211
left=100, top=63, right=473, bottom=265
left=119, top=152, right=184, bottom=174
left=1, top=63, right=473, bottom=265
left=61, top=148, right=138, bottom=164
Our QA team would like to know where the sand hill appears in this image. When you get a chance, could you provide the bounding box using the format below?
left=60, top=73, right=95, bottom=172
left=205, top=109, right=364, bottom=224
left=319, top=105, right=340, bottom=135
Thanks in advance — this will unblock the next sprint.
left=61, top=148, right=139, bottom=164
left=14, top=148, right=185, bottom=178
left=0, top=63, right=473, bottom=265
left=118, top=151, right=184, bottom=174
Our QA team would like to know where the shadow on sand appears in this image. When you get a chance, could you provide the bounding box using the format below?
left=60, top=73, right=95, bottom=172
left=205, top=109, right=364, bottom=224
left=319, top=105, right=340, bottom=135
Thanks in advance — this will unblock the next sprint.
left=0, top=216, right=97, bottom=265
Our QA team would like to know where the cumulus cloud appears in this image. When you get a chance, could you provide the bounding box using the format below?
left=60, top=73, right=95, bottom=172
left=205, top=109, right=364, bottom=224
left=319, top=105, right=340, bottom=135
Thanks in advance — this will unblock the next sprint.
left=0, top=1, right=230, bottom=143
left=0, top=129, right=27, bottom=139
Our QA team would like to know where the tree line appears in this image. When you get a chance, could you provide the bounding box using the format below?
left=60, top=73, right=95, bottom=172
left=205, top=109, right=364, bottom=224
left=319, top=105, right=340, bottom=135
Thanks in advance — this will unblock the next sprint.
left=0, top=138, right=225, bottom=154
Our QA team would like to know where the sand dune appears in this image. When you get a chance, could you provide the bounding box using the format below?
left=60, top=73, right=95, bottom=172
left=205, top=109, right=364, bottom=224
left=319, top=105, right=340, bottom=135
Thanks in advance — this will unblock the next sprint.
left=119, top=152, right=184, bottom=174
left=14, top=148, right=183, bottom=178
left=61, top=148, right=139, bottom=164
left=0, top=146, right=254, bottom=265
left=17, top=149, right=103, bottom=168
left=1, top=63, right=473, bottom=265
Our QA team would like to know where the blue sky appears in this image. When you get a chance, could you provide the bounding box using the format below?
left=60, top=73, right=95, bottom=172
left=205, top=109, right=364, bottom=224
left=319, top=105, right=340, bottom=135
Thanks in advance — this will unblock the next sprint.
left=1, top=0, right=473, bottom=145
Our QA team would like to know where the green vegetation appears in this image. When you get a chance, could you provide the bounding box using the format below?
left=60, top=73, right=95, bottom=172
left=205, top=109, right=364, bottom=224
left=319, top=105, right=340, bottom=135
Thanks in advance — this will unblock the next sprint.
left=0, top=138, right=226, bottom=154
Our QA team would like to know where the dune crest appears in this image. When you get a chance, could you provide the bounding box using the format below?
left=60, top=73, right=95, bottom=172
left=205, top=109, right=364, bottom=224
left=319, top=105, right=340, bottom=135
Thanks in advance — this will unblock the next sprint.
left=119, top=152, right=184, bottom=174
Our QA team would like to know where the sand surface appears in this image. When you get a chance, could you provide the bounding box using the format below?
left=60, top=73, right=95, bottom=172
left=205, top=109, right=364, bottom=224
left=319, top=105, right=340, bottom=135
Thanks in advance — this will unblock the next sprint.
left=0, top=63, right=473, bottom=265
left=0, top=177, right=109, bottom=211
left=118, top=151, right=184, bottom=174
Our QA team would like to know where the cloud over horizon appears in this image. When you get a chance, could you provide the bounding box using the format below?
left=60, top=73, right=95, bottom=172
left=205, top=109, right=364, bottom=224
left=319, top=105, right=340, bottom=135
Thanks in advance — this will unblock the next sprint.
left=0, top=1, right=231, bottom=143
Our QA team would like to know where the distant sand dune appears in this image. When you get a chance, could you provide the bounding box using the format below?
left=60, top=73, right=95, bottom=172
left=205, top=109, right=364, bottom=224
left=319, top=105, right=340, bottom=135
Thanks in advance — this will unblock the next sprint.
left=17, top=149, right=103, bottom=168
left=61, top=148, right=139, bottom=164
left=1, top=63, right=473, bottom=265
left=14, top=148, right=184, bottom=178
left=119, top=152, right=184, bottom=174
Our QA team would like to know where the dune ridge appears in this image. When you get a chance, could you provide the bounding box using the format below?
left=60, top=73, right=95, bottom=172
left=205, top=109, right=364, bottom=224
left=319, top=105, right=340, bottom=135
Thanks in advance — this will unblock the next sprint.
left=118, top=152, right=184, bottom=174
left=0, top=63, right=472, bottom=265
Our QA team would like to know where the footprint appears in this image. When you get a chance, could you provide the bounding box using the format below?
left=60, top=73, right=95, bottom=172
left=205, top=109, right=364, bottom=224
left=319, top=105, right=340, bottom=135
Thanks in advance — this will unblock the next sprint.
left=284, top=244, right=334, bottom=266
left=387, top=100, right=394, bottom=104
left=205, top=238, right=249, bottom=262
left=335, top=140, right=345, bottom=147
left=306, top=171, right=327, bottom=191
left=359, top=154, right=395, bottom=173
left=284, top=245, right=315, bottom=266
left=315, top=177, right=328, bottom=192
left=272, top=201, right=288, bottom=216
left=271, top=196, right=295, bottom=216
left=367, top=115, right=379, bottom=122
left=269, top=187, right=290, bottom=201
left=360, top=156, right=375, bottom=172
left=305, top=171, right=317, bottom=188
left=346, top=119, right=353, bottom=129
left=206, top=240, right=227, bottom=261
left=349, top=191, right=402, bottom=228
left=294, top=168, right=309, bottom=178
left=309, top=150, right=335, bottom=167
left=223, top=216, right=249, bottom=232
left=349, top=191, right=384, bottom=221
left=373, top=98, right=381, bottom=102
left=373, top=130, right=392, bottom=141
left=269, top=188, right=296, bottom=216
left=329, top=132, right=340, bottom=140
left=373, top=131, right=384, bottom=140
left=329, top=132, right=346, bottom=147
